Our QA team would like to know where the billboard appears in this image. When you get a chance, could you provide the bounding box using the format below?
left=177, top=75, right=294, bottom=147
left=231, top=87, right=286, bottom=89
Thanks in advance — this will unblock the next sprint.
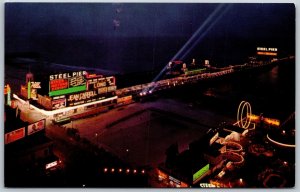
left=5, top=127, right=25, bottom=144
left=28, top=119, right=45, bottom=135
left=52, top=97, right=67, bottom=110
left=67, top=90, right=101, bottom=106
left=257, top=47, right=278, bottom=56
left=193, top=164, right=210, bottom=182
left=49, top=71, right=87, bottom=97
left=87, top=76, right=116, bottom=90
left=50, top=79, right=69, bottom=91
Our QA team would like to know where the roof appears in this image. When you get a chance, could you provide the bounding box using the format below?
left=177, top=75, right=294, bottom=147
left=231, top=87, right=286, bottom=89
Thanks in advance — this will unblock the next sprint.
left=159, top=149, right=209, bottom=184
left=224, top=125, right=246, bottom=134
left=218, top=129, right=232, bottom=138
left=204, top=142, right=223, bottom=158
left=5, top=134, right=53, bottom=156
left=5, top=105, right=29, bottom=133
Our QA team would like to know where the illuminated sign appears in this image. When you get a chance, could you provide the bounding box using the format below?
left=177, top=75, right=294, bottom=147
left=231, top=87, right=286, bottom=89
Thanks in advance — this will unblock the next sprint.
left=257, top=52, right=277, bottom=56
left=107, top=86, right=117, bottom=92
left=248, top=114, right=260, bottom=121
left=50, top=79, right=69, bottom=91
left=257, top=47, right=278, bottom=56
left=28, top=119, right=45, bottom=135
left=49, top=85, right=86, bottom=97
left=68, top=91, right=97, bottom=102
left=52, top=98, right=66, bottom=110
left=257, top=47, right=277, bottom=52
left=264, top=118, right=280, bottom=126
left=5, top=127, right=25, bottom=144
left=87, top=76, right=116, bottom=90
left=31, top=82, right=41, bottom=89
left=49, top=71, right=87, bottom=96
left=169, top=176, right=181, bottom=185
left=200, top=183, right=218, bottom=188
left=49, top=71, right=86, bottom=81
left=69, top=76, right=86, bottom=87
left=31, top=89, right=38, bottom=100
left=28, top=81, right=31, bottom=99
left=117, top=95, right=132, bottom=103
left=45, top=161, right=58, bottom=170
left=193, top=164, right=210, bottom=182
left=67, top=90, right=106, bottom=107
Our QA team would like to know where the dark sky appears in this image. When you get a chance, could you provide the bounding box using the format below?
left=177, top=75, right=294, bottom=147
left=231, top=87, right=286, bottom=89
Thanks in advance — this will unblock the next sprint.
left=5, top=3, right=295, bottom=72
left=5, top=3, right=295, bottom=38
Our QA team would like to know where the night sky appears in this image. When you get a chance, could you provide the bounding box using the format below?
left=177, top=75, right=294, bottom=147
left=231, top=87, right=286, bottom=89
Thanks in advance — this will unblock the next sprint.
left=5, top=3, right=295, bottom=73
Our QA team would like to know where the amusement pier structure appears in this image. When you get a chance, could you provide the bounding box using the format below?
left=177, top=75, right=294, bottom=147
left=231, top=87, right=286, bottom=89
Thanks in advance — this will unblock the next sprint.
left=9, top=47, right=294, bottom=123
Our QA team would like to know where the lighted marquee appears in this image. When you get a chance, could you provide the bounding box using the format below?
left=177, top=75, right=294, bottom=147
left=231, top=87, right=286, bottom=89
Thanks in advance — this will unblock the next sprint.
left=87, top=76, right=116, bottom=90
left=49, top=71, right=87, bottom=97
left=67, top=90, right=106, bottom=107
left=257, top=47, right=278, bottom=56
left=50, top=79, right=68, bottom=91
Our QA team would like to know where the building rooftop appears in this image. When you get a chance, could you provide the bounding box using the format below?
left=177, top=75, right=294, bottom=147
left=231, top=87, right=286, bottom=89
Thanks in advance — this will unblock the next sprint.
left=5, top=105, right=28, bottom=133
left=159, top=149, right=209, bottom=184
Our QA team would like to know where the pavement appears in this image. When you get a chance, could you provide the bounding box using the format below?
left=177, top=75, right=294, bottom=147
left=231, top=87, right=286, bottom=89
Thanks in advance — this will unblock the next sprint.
left=13, top=96, right=234, bottom=168
left=63, top=98, right=234, bottom=167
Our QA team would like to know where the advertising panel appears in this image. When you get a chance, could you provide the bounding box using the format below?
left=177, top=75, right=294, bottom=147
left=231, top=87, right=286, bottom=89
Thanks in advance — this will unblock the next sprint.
left=52, top=98, right=67, bottom=110
left=50, top=79, right=69, bottom=91
left=5, top=127, right=25, bottom=144
left=256, top=47, right=278, bottom=56
left=49, top=71, right=87, bottom=97
left=67, top=90, right=100, bottom=107
left=28, top=119, right=45, bottom=135
left=45, top=161, right=58, bottom=170
left=193, top=164, right=210, bottom=182
left=31, top=89, right=38, bottom=100
left=87, top=76, right=116, bottom=90
left=257, top=52, right=277, bottom=56
left=107, top=85, right=117, bottom=92
left=31, top=82, right=41, bottom=89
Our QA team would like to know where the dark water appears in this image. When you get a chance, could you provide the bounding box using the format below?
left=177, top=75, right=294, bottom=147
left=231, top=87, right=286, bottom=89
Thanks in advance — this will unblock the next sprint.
left=160, top=60, right=295, bottom=122
left=5, top=35, right=294, bottom=74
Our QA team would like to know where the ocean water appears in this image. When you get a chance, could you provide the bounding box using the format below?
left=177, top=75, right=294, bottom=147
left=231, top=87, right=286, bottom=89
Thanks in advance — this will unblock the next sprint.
left=162, top=60, right=295, bottom=122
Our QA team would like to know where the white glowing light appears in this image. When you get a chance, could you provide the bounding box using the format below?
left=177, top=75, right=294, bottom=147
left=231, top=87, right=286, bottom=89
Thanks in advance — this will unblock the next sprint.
left=13, top=94, right=117, bottom=117
left=237, top=101, right=252, bottom=129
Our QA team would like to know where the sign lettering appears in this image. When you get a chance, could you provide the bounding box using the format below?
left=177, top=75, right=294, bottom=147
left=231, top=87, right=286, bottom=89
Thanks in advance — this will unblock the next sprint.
left=67, top=91, right=97, bottom=102
left=49, top=71, right=86, bottom=81
left=31, top=82, right=41, bottom=89
left=5, top=127, right=25, bottom=144
left=50, top=79, right=68, bottom=91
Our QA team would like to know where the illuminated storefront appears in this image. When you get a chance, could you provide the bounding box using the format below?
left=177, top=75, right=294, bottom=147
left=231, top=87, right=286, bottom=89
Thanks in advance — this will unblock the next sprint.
left=17, top=70, right=119, bottom=121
